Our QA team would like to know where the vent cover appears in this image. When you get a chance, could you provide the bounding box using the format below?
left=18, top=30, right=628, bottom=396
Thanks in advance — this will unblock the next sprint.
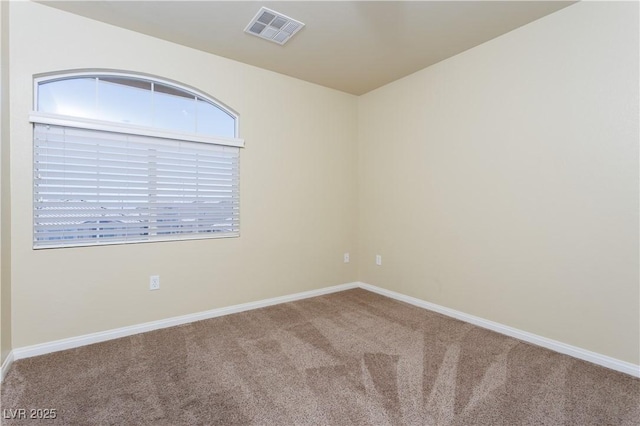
left=244, top=7, right=305, bottom=45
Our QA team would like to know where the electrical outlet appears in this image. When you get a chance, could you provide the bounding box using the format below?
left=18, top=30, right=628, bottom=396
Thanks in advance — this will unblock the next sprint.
left=376, top=255, right=382, bottom=266
left=149, top=275, right=160, bottom=291
left=344, top=253, right=350, bottom=263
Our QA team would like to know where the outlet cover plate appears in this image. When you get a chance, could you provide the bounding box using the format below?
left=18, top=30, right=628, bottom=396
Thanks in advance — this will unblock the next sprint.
left=150, top=275, right=160, bottom=290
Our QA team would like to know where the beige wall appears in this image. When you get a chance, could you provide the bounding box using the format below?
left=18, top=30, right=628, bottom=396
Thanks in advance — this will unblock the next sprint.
left=3, top=1, right=638, bottom=369
left=0, top=0, right=11, bottom=366
left=8, top=2, right=358, bottom=348
left=358, top=1, right=639, bottom=364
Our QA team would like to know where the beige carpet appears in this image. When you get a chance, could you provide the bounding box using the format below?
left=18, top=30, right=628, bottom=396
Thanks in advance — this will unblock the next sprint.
left=1, top=288, right=638, bottom=425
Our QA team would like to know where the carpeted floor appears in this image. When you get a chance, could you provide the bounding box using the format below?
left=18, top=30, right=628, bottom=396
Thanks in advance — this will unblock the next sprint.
left=1, top=288, right=639, bottom=425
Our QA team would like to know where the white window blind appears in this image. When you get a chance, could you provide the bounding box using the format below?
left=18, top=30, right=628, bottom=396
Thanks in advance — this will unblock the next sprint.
left=34, top=123, right=239, bottom=248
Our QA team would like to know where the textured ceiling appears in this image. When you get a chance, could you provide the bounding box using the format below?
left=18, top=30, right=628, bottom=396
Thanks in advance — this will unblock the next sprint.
left=40, top=1, right=576, bottom=95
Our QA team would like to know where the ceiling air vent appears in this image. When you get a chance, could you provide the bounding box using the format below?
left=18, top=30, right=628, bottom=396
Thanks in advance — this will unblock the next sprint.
left=244, top=7, right=305, bottom=45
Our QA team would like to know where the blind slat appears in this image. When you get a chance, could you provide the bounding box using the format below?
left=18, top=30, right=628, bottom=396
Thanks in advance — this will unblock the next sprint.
left=34, top=163, right=238, bottom=175
left=37, top=170, right=238, bottom=181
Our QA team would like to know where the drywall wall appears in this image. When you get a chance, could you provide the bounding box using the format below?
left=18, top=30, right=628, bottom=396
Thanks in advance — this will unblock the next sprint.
left=9, top=1, right=358, bottom=348
left=0, top=0, right=11, bottom=366
left=358, top=1, right=639, bottom=364
left=5, top=0, right=638, bottom=370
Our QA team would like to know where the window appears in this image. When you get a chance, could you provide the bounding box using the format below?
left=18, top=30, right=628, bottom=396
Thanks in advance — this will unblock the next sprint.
left=30, top=71, right=244, bottom=248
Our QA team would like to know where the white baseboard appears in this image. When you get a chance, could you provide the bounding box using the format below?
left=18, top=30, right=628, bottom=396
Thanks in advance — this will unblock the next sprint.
left=7, top=280, right=639, bottom=379
left=1, top=350, right=14, bottom=383
left=358, top=282, right=640, bottom=378
left=12, top=282, right=359, bottom=361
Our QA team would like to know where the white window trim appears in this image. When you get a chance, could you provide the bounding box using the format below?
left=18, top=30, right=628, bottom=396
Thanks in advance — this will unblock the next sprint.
left=33, top=70, right=242, bottom=139
left=32, top=71, right=243, bottom=249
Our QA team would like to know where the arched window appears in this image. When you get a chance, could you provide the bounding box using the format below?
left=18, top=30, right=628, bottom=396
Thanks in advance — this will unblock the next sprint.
left=30, top=71, right=244, bottom=248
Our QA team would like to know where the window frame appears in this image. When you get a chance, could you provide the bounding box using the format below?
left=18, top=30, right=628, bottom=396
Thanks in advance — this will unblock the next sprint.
left=31, top=70, right=244, bottom=148
left=30, top=70, right=244, bottom=249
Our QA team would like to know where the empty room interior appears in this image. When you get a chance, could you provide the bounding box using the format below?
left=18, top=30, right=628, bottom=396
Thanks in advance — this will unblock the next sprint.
left=0, top=0, right=639, bottom=424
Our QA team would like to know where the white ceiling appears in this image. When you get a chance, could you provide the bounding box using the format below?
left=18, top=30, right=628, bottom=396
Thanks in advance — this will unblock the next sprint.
left=39, top=1, right=576, bottom=95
